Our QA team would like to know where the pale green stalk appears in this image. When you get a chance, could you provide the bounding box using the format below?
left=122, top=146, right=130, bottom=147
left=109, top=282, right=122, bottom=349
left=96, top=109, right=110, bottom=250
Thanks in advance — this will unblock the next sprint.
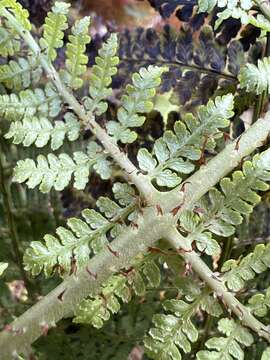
left=1, top=7, right=270, bottom=358
left=1, top=114, right=270, bottom=357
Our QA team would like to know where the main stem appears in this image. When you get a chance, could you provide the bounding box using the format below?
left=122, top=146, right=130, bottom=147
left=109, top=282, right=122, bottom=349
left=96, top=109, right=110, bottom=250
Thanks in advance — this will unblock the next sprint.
left=1, top=114, right=270, bottom=357
left=166, top=228, right=270, bottom=342
left=2, top=6, right=270, bottom=358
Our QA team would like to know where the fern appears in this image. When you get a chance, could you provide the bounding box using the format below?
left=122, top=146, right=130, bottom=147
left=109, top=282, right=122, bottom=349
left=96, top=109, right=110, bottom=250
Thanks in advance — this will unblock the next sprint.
left=198, top=0, right=252, bottom=13
left=0, top=24, right=20, bottom=57
left=221, top=243, right=270, bottom=291
left=13, top=141, right=112, bottom=193
left=23, top=183, right=137, bottom=276
left=197, top=0, right=223, bottom=13
left=217, top=9, right=270, bottom=32
left=39, top=1, right=70, bottom=61
left=4, top=112, right=80, bottom=150
left=1, top=0, right=270, bottom=358
left=248, top=287, right=270, bottom=317
left=198, top=0, right=270, bottom=33
left=144, top=290, right=222, bottom=360
left=137, top=94, right=234, bottom=188
left=176, top=146, right=270, bottom=255
left=84, top=33, right=119, bottom=115
left=262, top=348, right=270, bottom=360
left=0, top=0, right=31, bottom=30
left=197, top=318, right=253, bottom=360
left=107, top=65, right=167, bottom=143
left=118, top=24, right=254, bottom=108
left=0, top=262, right=8, bottom=277
left=62, top=16, right=91, bottom=89
left=74, top=275, right=131, bottom=328
left=0, top=83, right=62, bottom=121
left=239, top=57, right=270, bottom=95
left=206, top=149, right=270, bottom=290
left=0, top=57, right=42, bottom=90
left=74, top=258, right=161, bottom=328
left=178, top=210, right=221, bottom=256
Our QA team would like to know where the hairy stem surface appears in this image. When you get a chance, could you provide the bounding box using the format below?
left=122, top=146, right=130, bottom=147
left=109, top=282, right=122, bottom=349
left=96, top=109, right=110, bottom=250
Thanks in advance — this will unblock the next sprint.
left=1, top=114, right=270, bottom=357
left=166, top=228, right=270, bottom=342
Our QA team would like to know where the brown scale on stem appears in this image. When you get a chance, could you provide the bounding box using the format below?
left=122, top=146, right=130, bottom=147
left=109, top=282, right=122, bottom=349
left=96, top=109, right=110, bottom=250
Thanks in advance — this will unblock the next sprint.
left=57, top=289, right=66, bottom=302
left=3, top=325, right=24, bottom=335
left=211, top=273, right=222, bottom=282
left=193, top=206, right=205, bottom=215
left=135, top=195, right=148, bottom=215
left=156, top=204, right=163, bottom=216
left=52, top=263, right=65, bottom=277
left=119, top=267, right=134, bottom=277
left=86, top=266, right=97, bottom=280
left=235, top=304, right=244, bottom=320
left=3, top=325, right=13, bottom=333
left=184, top=262, right=192, bottom=277
left=170, top=203, right=184, bottom=216
left=235, top=135, right=242, bottom=151
left=171, top=181, right=191, bottom=216
left=198, top=135, right=209, bottom=165
left=69, top=255, right=77, bottom=276
left=147, top=246, right=169, bottom=256
left=180, top=181, right=191, bottom=193
left=130, top=222, right=139, bottom=230
left=99, top=293, right=108, bottom=308
left=41, top=323, right=50, bottom=336
left=148, top=246, right=178, bottom=257
left=107, top=245, right=120, bottom=257
left=223, top=132, right=232, bottom=142
left=177, top=247, right=192, bottom=254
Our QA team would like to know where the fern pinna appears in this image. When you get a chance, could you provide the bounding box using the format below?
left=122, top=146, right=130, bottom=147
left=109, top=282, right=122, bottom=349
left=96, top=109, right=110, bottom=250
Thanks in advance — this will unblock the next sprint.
left=1, top=1, right=270, bottom=359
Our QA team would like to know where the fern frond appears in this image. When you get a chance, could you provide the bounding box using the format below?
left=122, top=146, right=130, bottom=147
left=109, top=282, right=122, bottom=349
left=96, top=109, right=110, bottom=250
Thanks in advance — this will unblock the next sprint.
left=0, top=0, right=31, bottom=30
left=119, top=25, right=244, bottom=107
left=217, top=9, right=270, bottom=32
left=239, top=57, right=270, bottom=95
left=0, top=262, right=8, bottom=277
left=0, top=25, right=20, bottom=57
left=74, top=258, right=161, bottom=328
left=74, top=275, right=131, bottom=328
left=248, top=287, right=270, bottom=317
left=178, top=145, right=270, bottom=256
left=39, top=1, right=70, bottom=61
left=62, top=16, right=91, bottom=89
left=137, top=94, right=234, bottom=188
left=23, top=183, right=137, bottom=276
left=246, top=13, right=270, bottom=32
left=178, top=211, right=221, bottom=256
left=107, top=65, right=167, bottom=144
left=13, top=141, right=112, bottom=193
left=198, top=1, right=270, bottom=32
left=5, top=112, right=80, bottom=150
left=262, top=348, right=270, bottom=360
left=197, top=0, right=226, bottom=13
left=197, top=318, right=253, bottom=360
left=84, top=33, right=119, bottom=115
left=144, top=290, right=222, bottom=360
left=0, top=83, right=62, bottom=121
left=0, top=57, right=42, bottom=90
left=222, top=243, right=270, bottom=291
